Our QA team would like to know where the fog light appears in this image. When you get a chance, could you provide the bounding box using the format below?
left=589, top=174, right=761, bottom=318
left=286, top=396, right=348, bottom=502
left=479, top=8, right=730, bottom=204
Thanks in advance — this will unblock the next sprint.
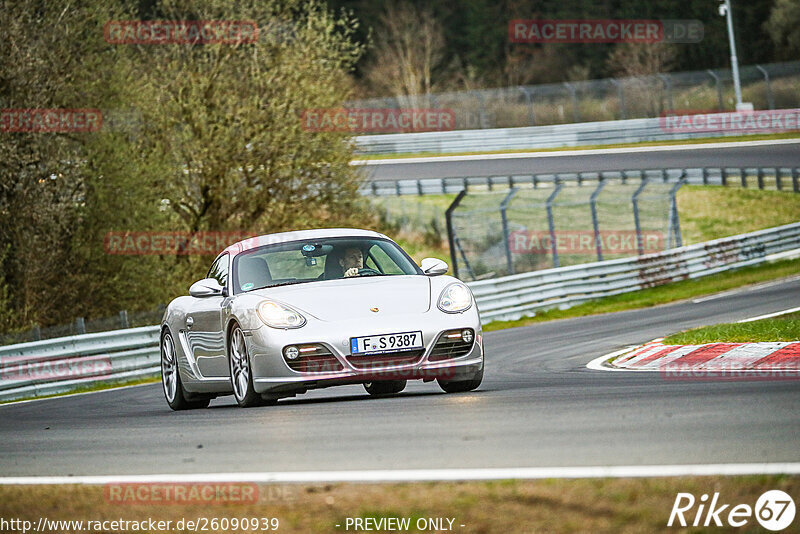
left=461, top=329, right=474, bottom=343
left=284, top=346, right=299, bottom=360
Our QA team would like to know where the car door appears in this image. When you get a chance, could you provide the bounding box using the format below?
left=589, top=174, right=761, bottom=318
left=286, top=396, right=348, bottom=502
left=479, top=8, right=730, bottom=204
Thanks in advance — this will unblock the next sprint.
left=185, top=253, right=230, bottom=377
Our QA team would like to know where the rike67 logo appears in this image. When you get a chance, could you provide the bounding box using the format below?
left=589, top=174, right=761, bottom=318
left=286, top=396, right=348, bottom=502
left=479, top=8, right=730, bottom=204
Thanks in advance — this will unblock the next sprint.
left=668, top=490, right=796, bottom=531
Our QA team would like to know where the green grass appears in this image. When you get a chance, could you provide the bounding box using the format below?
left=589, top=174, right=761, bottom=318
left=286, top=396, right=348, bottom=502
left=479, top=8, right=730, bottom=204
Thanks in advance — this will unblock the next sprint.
left=663, top=311, right=800, bottom=344
left=483, top=258, right=800, bottom=332
left=0, top=375, right=159, bottom=405
left=678, top=186, right=800, bottom=245
left=354, top=132, right=800, bottom=160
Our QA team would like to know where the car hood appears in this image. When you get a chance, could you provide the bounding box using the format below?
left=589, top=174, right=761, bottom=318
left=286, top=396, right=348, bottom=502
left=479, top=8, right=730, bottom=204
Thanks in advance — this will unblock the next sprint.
left=252, top=275, right=432, bottom=321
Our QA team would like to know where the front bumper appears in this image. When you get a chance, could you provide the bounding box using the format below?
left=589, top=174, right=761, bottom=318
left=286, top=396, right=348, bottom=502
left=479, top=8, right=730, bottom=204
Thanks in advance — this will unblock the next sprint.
left=244, top=310, right=483, bottom=396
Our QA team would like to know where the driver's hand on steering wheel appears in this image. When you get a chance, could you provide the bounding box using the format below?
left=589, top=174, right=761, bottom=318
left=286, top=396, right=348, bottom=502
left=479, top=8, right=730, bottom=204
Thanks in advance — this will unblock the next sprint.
left=344, top=267, right=359, bottom=277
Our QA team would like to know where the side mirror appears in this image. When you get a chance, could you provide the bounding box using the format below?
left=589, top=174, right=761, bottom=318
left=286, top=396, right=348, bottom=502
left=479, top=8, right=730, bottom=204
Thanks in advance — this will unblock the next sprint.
left=189, top=278, right=224, bottom=298
left=420, top=257, right=448, bottom=276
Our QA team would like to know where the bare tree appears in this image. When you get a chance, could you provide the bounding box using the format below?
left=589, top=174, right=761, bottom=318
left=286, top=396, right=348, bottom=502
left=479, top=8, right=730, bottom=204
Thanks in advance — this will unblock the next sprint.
left=364, top=2, right=446, bottom=105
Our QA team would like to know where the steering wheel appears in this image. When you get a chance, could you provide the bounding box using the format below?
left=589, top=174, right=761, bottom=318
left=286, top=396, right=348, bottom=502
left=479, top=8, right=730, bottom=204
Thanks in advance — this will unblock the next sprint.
left=357, top=267, right=381, bottom=276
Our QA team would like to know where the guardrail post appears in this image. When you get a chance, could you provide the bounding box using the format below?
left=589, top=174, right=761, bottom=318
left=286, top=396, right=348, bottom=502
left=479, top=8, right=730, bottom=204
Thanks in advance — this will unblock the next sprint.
left=75, top=317, right=86, bottom=335
left=119, top=310, right=129, bottom=329
left=757, top=168, right=765, bottom=190
left=755, top=65, right=775, bottom=110
left=707, top=70, right=723, bottom=111
left=32, top=325, right=41, bottom=341
left=546, top=182, right=564, bottom=268
left=395, top=180, right=401, bottom=196
left=371, top=181, right=378, bottom=195
left=590, top=179, right=608, bottom=262
left=702, top=167, right=709, bottom=185
left=500, top=188, right=519, bottom=275
left=722, top=169, right=728, bottom=187
left=632, top=178, right=649, bottom=256
left=793, top=168, right=799, bottom=193
left=741, top=168, right=748, bottom=188
left=446, top=190, right=468, bottom=279
left=776, top=168, right=783, bottom=191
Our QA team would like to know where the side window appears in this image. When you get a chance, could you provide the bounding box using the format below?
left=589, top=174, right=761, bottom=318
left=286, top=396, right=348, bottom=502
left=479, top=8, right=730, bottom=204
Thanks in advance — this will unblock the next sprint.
left=207, top=254, right=229, bottom=286
left=368, top=245, right=404, bottom=275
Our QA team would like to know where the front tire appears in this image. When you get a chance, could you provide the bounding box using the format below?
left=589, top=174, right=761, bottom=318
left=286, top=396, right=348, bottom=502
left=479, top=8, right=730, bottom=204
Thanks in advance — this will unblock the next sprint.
left=437, top=366, right=483, bottom=393
left=364, top=380, right=407, bottom=396
left=161, top=329, right=210, bottom=411
left=229, top=324, right=266, bottom=407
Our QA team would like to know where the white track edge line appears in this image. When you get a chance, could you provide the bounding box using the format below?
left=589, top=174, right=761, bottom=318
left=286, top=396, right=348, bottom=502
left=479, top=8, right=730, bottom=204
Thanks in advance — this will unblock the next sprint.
left=585, top=346, right=638, bottom=371
left=3, top=464, right=800, bottom=485
left=738, top=307, right=800, bottom=323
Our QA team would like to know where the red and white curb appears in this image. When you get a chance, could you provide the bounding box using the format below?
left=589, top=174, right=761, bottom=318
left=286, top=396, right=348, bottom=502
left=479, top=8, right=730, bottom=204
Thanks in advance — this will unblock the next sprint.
left=588, top=341, right=800, bottom=379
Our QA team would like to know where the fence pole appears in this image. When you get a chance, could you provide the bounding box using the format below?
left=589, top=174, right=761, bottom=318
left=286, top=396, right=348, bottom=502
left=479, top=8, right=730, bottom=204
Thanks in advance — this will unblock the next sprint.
left=632, top=178, right=649, bottom=256
left=610, top=79, right=625, bottom=119
left=707, top=70, right=724, bottom=111
left=755, top=65, right=775, bottom=110
left=667, top=174, right=687, bottom=248
left=590, top=179, right=608, bottom=262
left=500, top=188, right=519, bottom=275
left=445, top=190, right=468, bottom=279
left=563, top=82, right=580, bottom=123
left=546, top=182, right=564, bottom=268
left=520, top=87, right=535, bottom=126
left=658, top=74, right=674, bottom=111
left=119, top=310, right=129, bottom=329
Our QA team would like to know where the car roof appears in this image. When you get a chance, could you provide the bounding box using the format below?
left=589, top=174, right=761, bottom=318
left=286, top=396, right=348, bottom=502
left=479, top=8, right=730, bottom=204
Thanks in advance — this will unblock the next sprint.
left=222, top=228, right=390, bottom=256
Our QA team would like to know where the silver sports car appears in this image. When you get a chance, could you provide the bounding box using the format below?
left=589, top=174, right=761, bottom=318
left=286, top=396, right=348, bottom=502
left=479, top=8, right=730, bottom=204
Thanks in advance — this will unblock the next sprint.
left=160, top=228, right=484, bottom=409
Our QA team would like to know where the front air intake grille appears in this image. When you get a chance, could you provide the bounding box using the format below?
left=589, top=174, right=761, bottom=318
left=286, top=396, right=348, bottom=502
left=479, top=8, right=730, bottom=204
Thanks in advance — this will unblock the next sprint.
left=284, top=344, right=344, bottom=373
left=428, top=329, right=474, bottom=361
left=346, top=349, right=425, bottom=370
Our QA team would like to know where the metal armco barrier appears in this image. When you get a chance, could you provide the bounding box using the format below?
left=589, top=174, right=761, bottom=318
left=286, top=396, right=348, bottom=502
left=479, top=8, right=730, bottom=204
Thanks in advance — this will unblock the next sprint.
left=354, top=112, right=800, bottom=155
left=1, top=222, right=798, bottom=401
left=467, top=222, right=800, bottom=323
left=361, top=166, right=800, bottom=196
left=0, top=326, right=160, bottom=402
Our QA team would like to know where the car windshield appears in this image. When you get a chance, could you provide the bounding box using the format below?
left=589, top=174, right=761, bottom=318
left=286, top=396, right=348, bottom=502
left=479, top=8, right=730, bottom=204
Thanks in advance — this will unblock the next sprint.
left=231, top=237, right=422, bottom=293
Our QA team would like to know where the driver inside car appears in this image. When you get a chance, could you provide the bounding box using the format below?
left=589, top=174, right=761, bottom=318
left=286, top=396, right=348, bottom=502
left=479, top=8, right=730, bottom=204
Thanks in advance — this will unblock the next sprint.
left=339, top=247, right=364, bottom=277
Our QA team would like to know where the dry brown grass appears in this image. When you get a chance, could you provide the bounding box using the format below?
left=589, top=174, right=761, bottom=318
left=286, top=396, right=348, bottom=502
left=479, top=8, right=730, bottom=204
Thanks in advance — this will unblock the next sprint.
left=0, top=476, right=797, bottom=533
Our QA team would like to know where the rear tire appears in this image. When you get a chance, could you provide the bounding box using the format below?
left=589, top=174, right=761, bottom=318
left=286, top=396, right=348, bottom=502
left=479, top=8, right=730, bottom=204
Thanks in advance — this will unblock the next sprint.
left=437, top=366, right=483, bottom=393
left=161, top=329, right=210, bottom=411
left=364, top=380, right=407, bottom=396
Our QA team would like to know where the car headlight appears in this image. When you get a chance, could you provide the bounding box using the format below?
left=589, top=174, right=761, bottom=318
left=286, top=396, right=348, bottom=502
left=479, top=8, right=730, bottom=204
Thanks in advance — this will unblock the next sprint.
left=437, top=283, right=472, bottom=313
left=257, top=300, right=306, bottom=329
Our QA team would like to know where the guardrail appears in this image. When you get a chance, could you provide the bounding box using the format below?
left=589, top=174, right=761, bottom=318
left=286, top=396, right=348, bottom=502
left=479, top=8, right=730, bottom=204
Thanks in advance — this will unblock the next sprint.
left=0, top=326, right=160, bottom=402
left=467, top=222, right=800, bottom=323
left=354, top=112, right=800, bottom=155
left=1, top=222, right=798, bottom=401
left=361, top=167, right=800, bottom=196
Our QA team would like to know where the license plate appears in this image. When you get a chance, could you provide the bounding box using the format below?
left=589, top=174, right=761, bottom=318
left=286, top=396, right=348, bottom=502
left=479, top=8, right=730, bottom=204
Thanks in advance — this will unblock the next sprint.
left=350, top=331, right=423, bottom=355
